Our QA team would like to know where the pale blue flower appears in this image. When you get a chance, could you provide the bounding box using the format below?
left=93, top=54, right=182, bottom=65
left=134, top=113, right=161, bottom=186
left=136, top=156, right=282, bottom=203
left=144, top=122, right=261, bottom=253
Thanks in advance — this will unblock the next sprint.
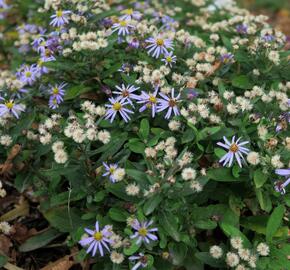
left=217, top=136, right=250, bottom=167
left=79, top=221, right=112, bottom=257
left=130, top=219, right=158, bottom=245
left=157, top=88, right=180, bottom=119
left=145, top=36, right=173, bottom=58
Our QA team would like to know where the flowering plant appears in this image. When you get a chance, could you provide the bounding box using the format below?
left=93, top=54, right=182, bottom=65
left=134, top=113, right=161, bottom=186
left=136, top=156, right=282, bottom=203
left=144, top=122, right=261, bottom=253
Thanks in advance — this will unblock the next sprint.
left=0, top=0, right=289, bottom=269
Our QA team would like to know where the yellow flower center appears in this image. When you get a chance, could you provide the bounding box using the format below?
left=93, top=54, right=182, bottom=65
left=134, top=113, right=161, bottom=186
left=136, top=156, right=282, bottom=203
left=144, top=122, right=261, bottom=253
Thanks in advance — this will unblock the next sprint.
left=230, top=143, right=239, bottom=153
left=109, top=167, right=115, bottom=174
left=124, top=8, right=133, bottom=15
left=119, top=20, right=127, bottom=27
left=149, top=95, right=157, bottom=103
left=94, top=232, right=103, bottom=241
left=156, top=38, right=164, bottom=46
left=166, top=56, right=172, bottom=62
left=168, top=99, right=176, bottom=107
left=138, top=227, right=148, bottom=237
left=37, top=59, right=43, bottom=66
left=52, top=87, right=59, bottom=94
left=56, top=10, right=63, bottom=17
left=25, top=71, right=32, bottom=78
left=113, top=102, right=122, bottom=111
left=5, top=101, right=14, bottom=109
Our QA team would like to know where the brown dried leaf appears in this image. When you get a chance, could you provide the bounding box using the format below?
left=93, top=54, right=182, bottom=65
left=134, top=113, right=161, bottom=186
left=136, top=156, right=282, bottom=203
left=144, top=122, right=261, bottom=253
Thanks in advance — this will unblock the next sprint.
left=3, top=262, right=24, bottom=270
left=11, top=223, right=37, bottom=243
left=40, top=255, right=74, bottom=270
left=0, top=235, right=12, bottom=256
left=0, top=144, right=21, bottom=176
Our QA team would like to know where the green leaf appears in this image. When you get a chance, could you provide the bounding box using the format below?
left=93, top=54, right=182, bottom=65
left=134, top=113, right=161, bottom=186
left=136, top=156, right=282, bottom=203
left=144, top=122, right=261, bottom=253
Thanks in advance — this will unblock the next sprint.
left=159, top=212, right=180, bottom=242
left=143, top=194, right=162, bottom=215
left=214, top=148, right=226, bottom=159
left=266, top=205, right=285, bottom=243
left=169, top=242, right=188, bottom=266
left=207, top=168, right=241, bottom=182
left=128, top=140, right=145, bottom=154
left=256, top=189, right=272, bottom=212
left=194, top=220, right=217, bottom=230
left=108, top=207, right=129, bottom=222
left=124, top=241, right=141, bottom=256
left=232, top=75, right=252, bottom=89
left=64, top=85, right=91, bottom=100
left=254, top=169, right=268, bottom=188
left=199, top=126, right=221, bottom=140
left=241, top=216, right=288, bottom=237
left=195, top=252, right=225, bottom=268
left=181, top=129, right=195, bottom=144
left=0, top=254, right=8, bottom=267
left=220, top=222, right=251, bottom=247
left=139, top=119, right=150, bottom=140
left=19, top=228, right=62, bottom=252
left=42, top=207, right=86, bottom=233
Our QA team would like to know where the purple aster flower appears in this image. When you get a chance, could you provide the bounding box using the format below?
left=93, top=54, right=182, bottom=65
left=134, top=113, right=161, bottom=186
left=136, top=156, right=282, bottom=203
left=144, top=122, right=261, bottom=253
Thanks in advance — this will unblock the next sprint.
left=161, top=15, right=176, bottom=31
left=118, top=63, right=132, bottom=74
left=220, top=53, right=234, bottom=64
left=276, top=112, right=290, bottom=132
left=48, top=83, right=66, bottom=109
left=19, top=65, right=37, bottom=86
left=157, top=88, right=180, bottom=119
left=50, top=10, right=71, bottom=27
left=145, top=36, right=173, bottom=58
left=161, top=51, right=176, bottom=67
left=11, top=87, right=28, bottom=99
left=129, top=253, right=148, bottom=270
left=236, top=24, right=248, bottom=34
left=102, top=162, right=118, bottom=183
left=120, top=8, right=142, bottom=20
left=130, top=219, right=158, bottom=245
left=0, top=0, right=9, bottom=9
left=49, top=83, right=66, bottom=103
left=105, top=96, right=134, bottom=123
left=79, top=221, right=112, bottom=257
left=137, top=87, right=158, bottom=117
left=262, top=34, right=275, bottom=42
left=217, top=136, right=250, bottom=167
left=113, top=84, right=139, bottom=107
left=274, top=169, right=290, bottom=194
left=111, top=20, right=134, bottom=36
left=0, top=99, right=25, bottom=119
left=186, top=89, right=199, bottom=100
left=128, top=37, right=140, bottom=48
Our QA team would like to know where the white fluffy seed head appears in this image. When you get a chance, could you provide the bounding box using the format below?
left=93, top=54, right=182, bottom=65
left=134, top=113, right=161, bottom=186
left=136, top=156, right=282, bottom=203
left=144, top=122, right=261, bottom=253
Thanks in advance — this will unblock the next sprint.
left=209, top=245, right=223, bottom=259
left=256, top=242, right=270, bottom=256
left=226, top=252, right=240, bottom=267
left=246, top=152, right=260, bottom=165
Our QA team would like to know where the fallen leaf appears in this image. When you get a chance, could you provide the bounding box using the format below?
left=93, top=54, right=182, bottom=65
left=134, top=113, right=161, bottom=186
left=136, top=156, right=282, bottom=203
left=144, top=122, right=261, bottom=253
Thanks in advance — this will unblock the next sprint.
left=40, top=255, right=74, bottom=270
left=0, top=145, right=21, bottom=177
left=3, top=262, right=24, bottom=270
left=0, top=197, right=29, bottom=222
left=0, top=235, right=12, bottom=256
